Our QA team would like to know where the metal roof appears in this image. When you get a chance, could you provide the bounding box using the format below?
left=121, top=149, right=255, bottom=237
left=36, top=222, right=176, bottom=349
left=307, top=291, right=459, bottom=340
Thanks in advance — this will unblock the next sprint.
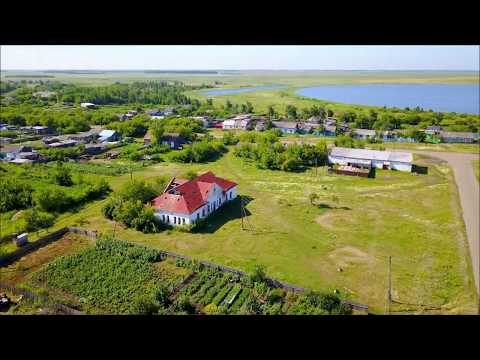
left=99, top=130, right=116, bottom=138
left=330, top=147, right=412, bottom=163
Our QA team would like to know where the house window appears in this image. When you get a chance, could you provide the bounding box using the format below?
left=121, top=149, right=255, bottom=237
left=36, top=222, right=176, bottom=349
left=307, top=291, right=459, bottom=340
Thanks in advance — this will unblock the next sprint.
left=167, top=215, right=170, bottom=223
left=208, top=204, right=210, bottom=212
left=162, top=215, right=165, bottom=222
left=182, top=218, right=185, bottom=225
left=174, top=217, right=176, bottom=224
left=202, top=208, right=205, bottom=217
left=197, top=213, right=200, bottom=220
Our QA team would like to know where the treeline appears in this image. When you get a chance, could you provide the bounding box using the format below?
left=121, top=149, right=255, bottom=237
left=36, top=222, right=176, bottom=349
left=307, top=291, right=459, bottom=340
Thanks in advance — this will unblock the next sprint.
left=0, top=105, right=91, bottom=134
left=233, top=130, right=328, bottom=171
left=270, top=104, right=480, bottom=133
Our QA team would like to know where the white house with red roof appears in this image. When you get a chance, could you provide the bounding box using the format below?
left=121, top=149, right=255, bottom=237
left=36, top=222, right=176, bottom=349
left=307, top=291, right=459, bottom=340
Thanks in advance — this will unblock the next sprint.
left=151, top=171, right=238, bottom=226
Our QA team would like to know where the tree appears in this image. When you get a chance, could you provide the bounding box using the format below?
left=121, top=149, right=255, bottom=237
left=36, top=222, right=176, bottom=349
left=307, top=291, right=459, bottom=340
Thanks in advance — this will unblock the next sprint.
left=53, top=162, right=73, bottom=186
left=267, top=105, right=276, bottom=120
left=249, top=264, right=267, bottom=283
left=309, top=193, right=319, bottom=205
left=285, top=105, right=297, bottom=120
left=24, top=208, right=55, bottom=232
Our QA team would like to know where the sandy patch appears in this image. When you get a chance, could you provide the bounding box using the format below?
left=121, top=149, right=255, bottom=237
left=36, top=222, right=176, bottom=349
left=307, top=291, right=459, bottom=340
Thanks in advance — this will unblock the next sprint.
left=315, top=210, right=353, bottom=230
left=328, top=246, right=375, bottom=269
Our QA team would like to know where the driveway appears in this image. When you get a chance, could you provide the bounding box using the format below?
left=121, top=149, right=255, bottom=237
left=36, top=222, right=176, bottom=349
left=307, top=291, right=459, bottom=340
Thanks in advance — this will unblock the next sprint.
left=399, top=150, right=479, bottom=294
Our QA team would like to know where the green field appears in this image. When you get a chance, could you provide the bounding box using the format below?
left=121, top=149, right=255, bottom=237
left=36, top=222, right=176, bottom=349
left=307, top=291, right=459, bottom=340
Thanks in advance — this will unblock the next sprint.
left=3, top=70, right=478, bottom=86
left=16, top=147, right=476, bottom=314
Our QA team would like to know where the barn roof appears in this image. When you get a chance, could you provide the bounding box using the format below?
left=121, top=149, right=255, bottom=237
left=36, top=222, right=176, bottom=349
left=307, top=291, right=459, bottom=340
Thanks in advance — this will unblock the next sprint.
left=330, top=147, right=412, bottom=163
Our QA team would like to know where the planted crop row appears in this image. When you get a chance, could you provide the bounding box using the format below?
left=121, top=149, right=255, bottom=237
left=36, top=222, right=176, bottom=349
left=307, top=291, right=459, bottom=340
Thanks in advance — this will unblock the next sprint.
left=212, top=285, right=233, bottom=306
left=229, top=288, right=250, bottom=313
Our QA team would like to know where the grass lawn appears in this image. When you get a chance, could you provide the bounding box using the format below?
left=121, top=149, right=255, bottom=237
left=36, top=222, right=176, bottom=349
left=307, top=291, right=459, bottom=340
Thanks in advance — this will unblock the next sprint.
left=31, top=149, right=477, bottom=314
left=368, top=142, right=480, bottom=154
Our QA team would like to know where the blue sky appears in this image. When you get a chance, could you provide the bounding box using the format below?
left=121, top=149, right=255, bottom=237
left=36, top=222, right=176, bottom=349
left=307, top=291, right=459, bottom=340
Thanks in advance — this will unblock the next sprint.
left=1, top=45, right=479, bottom=70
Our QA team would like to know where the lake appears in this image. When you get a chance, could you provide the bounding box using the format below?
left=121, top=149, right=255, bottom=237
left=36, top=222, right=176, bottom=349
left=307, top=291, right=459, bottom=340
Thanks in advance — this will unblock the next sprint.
left=296, top=84, right=479, bottom=114
left=203, top=85, right=284, bottom=95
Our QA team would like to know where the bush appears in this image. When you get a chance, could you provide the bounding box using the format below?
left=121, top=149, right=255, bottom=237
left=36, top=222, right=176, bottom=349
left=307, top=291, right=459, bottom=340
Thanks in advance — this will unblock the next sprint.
left=249, top=264, right=267, bottom=283
left=0, top=178, right=33, bottom=212
left=53, top=162, right=73, bottom=186
left=182, top=170, right=198, bottom=180
left=24, top=208, right=55, bottom=232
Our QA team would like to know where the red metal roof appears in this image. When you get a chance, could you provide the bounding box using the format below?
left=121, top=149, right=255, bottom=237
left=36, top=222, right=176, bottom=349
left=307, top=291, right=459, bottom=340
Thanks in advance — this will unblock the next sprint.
left=152, top=171, right=237, bottom=215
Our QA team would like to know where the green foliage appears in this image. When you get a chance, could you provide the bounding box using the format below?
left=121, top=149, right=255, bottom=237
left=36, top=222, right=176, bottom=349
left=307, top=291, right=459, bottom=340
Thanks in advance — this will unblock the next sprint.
left=0, top=178, right=33, bottom=212
left=102, top=180, right=164, bottom=233
left=24, top=208, right=55, bottom=232
left=33, top=242, right=166, bottom=314
left=171, top=139, right=227, bottom=163
left=53, top=162, right=73, bottom=186
left=222, top=131, right=239, bottom=145
left=287, top=291, right=350, bottom=315
left=39, top=145, right=85, bottom=161
left=107, top=115, right=148, bottom=137
left=118, top=180, right=157, bottom=203
left=249, top=264, right=267, bottom=283
left=234, top=132, right=328, bottom=172
left=182, top=170, right=198, bottom=180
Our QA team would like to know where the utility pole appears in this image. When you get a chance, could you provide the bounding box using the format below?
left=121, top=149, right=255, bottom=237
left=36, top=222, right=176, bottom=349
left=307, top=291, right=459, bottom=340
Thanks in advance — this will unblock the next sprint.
left=315, top=157, right=318, bottom=177
left=240, top=196, right=244, bottom=230
left=386, top=256, right=392, bottom=315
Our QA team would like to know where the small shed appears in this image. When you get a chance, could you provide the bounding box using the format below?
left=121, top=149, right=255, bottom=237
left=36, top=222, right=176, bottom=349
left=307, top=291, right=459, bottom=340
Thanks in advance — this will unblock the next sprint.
left=16, top=233, right=28, bottom=247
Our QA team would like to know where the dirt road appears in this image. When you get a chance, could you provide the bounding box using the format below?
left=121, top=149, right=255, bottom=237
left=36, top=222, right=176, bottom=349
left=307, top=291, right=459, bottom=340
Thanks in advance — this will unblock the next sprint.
left=403, top=150, right=479, bottom=294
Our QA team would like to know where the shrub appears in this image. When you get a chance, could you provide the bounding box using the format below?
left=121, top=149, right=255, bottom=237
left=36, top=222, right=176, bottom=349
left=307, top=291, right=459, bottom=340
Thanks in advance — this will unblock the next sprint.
left=203, top=303, right=218, bottom=315
left=182, top=170, right=198, bottom=180
left=24, top=208, right=55, bottom=232
left=53, top=162, right=73, bottom=186
left=0, top=178, right=33, bottom=212
left=249, top=264, right=267, bottom=283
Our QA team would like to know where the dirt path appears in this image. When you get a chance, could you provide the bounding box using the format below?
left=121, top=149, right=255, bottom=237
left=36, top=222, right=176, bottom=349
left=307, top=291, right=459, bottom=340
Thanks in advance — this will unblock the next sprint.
left=396, top=149, right=480, bottom=294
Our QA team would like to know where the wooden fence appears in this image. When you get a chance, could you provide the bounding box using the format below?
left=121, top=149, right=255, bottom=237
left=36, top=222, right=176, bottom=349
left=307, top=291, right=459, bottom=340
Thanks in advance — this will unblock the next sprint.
left=0, top=282, right=82, bottom=315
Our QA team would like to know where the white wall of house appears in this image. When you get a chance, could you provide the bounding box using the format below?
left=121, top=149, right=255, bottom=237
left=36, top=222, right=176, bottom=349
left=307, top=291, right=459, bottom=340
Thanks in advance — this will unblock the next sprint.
left=154, top=185, right=237, bottom=226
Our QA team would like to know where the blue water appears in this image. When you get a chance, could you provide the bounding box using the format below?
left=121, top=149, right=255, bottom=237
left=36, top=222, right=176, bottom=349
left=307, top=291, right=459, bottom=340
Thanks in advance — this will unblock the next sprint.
left=296, top=84, right=479, bottom=114
left=203, top=85, right=284, bottom=95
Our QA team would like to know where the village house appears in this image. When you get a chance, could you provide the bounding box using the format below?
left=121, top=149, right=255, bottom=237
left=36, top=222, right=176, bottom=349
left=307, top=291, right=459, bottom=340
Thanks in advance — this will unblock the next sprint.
left=20, top=126, right=52, bottom=135
left=33, top=91, right=56, bottom=99
left=80, top=102, right=96, bottom=109
left=222, top=115, right=252, bottom=130
left=151, top=171, right=238, bottom=226
left=353, top=128, right=377, bottom=140
left=68, top=128, right=101, bottom=143
left=193, top=116, right=212, bottom=128
left=212, top=120, right=224, bottom=129
left=47, top=140, right=79, bottom=148
left=143, top=133, right=152, bottom=146
left=424, top=125, right=442, bottom=135
left=328, top=147, right=413, bottom=172
left=159, top=133, right=188, bottom=149
left=84, top=143, right=107, bottom=155
left=255, top=120, right=266, bottom=132
left=439, top=131, right=479, bottom=143
left=1, top=145, right=46, bottom=164
left=272, top=121, right=299, bottom=134
left=145, top=109, right=162, bottom=116
left=98, top=130, right=121, bottom=143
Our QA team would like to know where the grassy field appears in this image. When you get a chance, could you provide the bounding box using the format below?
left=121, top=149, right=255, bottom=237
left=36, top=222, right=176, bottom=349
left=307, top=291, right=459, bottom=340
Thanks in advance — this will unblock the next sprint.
left=18, top=148, right=477, bottom=314
left=367, top=142, right=480, bottom=154
left=3, top=70, right=478, bottom=86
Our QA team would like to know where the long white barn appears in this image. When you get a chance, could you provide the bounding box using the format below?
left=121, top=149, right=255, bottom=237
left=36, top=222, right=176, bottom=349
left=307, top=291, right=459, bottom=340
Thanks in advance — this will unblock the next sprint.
left=328, top=147, right=413, bottom=172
